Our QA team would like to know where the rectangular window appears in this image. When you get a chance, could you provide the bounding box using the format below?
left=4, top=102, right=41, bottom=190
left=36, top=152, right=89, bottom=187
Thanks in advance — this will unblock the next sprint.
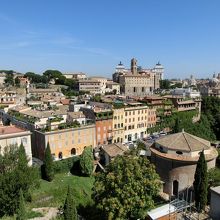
left=21, top=137, right=27, bottom=144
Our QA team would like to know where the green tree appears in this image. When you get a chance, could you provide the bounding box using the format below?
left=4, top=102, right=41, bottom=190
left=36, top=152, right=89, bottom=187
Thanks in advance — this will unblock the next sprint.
left=173, top=118, right=181, bottom=133
left=43, top=70, right=64, bottom=84
left=25, top=72, right=48, bottom=84
left=193, top=150, right=208, bottom=212
left=4, top=72, right=14, bottom=86
left=0, top=144, right=39, bottom=217
left=43, top=142, right=54, bottom=181
left=80, top=146, right=94, bottom=176
left=16, top=189, right=27, bottom=220
left=15, top=76, right=20, bottom=87
left=63, top=186, right=78, bottom=220
left=159, top=79, right=170, bottom=89
left=93, top=154, right=161, bottom=219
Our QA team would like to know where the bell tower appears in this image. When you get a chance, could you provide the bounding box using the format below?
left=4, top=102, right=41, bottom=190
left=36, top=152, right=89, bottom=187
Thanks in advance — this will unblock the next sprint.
left=131, top=58, right=138, bottom=75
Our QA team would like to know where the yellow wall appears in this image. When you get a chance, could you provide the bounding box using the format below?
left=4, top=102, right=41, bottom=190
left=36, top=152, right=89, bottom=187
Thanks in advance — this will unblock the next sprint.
left=44, top=125, right=95, bottom=159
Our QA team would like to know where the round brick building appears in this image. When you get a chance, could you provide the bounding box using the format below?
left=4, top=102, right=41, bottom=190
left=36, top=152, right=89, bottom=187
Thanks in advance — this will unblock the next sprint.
left=150, top=130, right=218, bottom=196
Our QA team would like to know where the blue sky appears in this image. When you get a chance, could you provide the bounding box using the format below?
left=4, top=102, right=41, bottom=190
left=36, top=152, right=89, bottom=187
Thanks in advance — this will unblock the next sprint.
left=0, top=0, right=220, bottom=79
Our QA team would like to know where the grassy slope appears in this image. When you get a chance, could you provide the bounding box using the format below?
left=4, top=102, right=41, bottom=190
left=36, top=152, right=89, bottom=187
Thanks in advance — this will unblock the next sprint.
left=30, top=173, right=95, bottom=208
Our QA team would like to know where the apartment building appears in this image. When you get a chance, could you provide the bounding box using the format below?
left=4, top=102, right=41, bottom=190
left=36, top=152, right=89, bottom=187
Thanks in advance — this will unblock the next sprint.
left=81, top=102, right=113, bottom=146
left=147, top=108, right=157, bottom=129
left=0, top=91, right=16, bottom=105
left=112, top=108, right=125, bottom=143
left=34, top=124, right=96, bottom=160
left=124, top=102, right=149, bottom=142
left=0, top=125, right=32, bottom=165
left=78, top=79, right=103, bottom=94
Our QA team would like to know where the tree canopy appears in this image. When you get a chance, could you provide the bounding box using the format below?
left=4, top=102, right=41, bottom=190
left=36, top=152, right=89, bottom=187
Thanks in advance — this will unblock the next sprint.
left=92, top=154, right=161, bottom=220
left=24, top=72, right=48, bottom=84
left=4, top=72, right=14, bottom=86
left=159, top=79, right=170, bottom=89
left=0, top=144, right=39, bottom=217
left=202, top=96, right=220, bottom=140
left=80, top=146, right=94, bottom=176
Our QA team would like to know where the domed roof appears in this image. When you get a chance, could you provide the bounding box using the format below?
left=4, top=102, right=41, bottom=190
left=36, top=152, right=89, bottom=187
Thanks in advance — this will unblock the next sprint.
left=155, top=130, right=210, bottom=152
left=154, top=62, right=163, bottom=69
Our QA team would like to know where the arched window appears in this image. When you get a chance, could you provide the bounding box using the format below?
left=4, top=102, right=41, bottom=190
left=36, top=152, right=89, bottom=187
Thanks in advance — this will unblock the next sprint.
left=71, top=148, right=76, bottom=155
left=58, top=152, right=63, bottom=159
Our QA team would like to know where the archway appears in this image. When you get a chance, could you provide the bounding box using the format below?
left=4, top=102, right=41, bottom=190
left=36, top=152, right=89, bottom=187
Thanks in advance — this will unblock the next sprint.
left=71, top=148, right=76, bottom=155
left=173, top=180, right=179, bottom=196
left=58, top=152, right=63, bottom=159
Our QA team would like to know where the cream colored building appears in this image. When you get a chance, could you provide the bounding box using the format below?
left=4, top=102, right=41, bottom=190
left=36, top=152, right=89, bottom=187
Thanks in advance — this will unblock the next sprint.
left=112, top=108, right=125, bottom=143
left=119, top=73, right=160, bottom=96
left=34, top=124, right=96, bottom=160
left=0, top=125, right=32, bottom=165
left=124, top=103, right=149, bottom=142
left=63, top=72, right=87, bottom=80
left=113, top=59, right=164, bottom=97
left=78, top=79, right=103, bottom=94
left=89, top=77, right=108, bottom=94
left=106, top=81, right=120, bottom=94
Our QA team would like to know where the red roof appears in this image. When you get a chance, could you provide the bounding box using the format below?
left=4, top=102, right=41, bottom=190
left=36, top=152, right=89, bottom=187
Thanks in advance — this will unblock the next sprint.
left=0, top=126, right=28, bottom=135
left=60, top=99, right=70, bottom=105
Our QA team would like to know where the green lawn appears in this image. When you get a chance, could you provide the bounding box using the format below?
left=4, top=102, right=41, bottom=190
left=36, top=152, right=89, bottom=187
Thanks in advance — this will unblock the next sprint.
left=29, top=173, right=94, bottom=208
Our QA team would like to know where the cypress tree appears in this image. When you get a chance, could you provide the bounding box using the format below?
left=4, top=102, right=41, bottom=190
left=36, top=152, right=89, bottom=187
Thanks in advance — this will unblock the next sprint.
left=17, top=142, right=32, bottom=200
left=43, top=142, right=54, bottom=181
left=80, top=146, right=94, bottom=176
left=193, top=150, right=208, bottom=212
left=16, top=189, right=27, bottom=220
left=173, top=118, right=181, bottom=133
left=63, top=186, right=78, bottom=220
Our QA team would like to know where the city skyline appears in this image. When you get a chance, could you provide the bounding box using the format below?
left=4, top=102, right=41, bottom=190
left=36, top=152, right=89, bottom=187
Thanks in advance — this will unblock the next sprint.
left=1, top=0, right=220, bottom=78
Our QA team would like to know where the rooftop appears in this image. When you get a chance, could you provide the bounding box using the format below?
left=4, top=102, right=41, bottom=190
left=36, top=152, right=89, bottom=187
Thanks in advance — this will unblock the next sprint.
left=155, top=130, right=210, bottom=152
left=67, top=111, right=86, bottom=119
left=102, top=143, right=127, bottom=158
left=0, top=125, right=30, bottom=136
